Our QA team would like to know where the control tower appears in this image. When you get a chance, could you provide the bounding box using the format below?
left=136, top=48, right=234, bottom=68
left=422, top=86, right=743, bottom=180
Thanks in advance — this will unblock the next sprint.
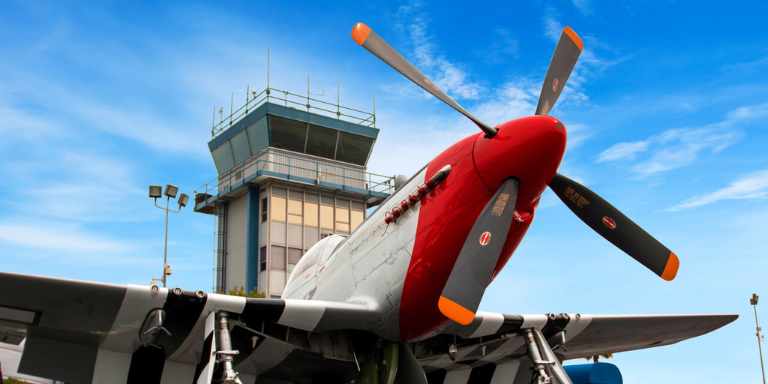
left=194, top=86, right=394, bottom=298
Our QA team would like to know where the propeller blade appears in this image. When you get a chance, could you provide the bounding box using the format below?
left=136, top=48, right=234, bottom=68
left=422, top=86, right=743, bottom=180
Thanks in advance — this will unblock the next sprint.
left=548, top=173, right=679, bottom=281
left=393, top=343, right=428, bottom=384
left=351, top=22, right=497, bottom=138
left=439, top=178, right=520, bottom=325
left=535, top=27, right=583, bottom=116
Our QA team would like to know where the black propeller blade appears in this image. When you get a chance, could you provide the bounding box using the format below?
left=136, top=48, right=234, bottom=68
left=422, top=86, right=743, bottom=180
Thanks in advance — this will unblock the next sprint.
left=548, top=173, right=679, bottom=281
left=393, top=343, right=428, bottom=384
left=535, top=27, right=583, bottom=116
left=351, top=23, right=497, bottom=138
left=439, top=178, right=520, bottom=325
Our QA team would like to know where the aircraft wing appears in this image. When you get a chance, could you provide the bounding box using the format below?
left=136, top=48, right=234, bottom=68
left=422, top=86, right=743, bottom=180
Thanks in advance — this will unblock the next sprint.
left=0, top=271, right=375, bottom=384
left=418, top=311, right=738, bottom=382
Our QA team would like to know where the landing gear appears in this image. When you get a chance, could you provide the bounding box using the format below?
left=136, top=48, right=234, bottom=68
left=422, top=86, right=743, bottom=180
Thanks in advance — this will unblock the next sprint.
left=216, top=312, right=243, bottom=384
left=524, top=328, right=572, bottom=384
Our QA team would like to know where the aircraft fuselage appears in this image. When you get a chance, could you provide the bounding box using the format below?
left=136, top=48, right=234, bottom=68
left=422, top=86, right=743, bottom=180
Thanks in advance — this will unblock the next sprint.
left=283, top=115, right=567, bottom=341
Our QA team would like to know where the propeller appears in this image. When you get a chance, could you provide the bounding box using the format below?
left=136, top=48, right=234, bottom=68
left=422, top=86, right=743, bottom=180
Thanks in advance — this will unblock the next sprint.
left=548, top=173, right=679, bottom=280
left=351, top=22, right=678, bottom=326
left=439, top=178, right=520, bottom=325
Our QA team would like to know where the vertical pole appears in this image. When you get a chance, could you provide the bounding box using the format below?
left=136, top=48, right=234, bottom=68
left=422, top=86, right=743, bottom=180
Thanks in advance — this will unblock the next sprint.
left=373, top=92, right=376, bottom=128
left=230, top=93, right=233, bottom=126
left=246, top=84, right=250, bottom=114
left=212, top=106, right=216, bottom=136
left=307, top=73, right=309, bottom=112
left=267, top=48, right=270, bottom=103
left=337, top=83, right=340, bottom=120
left=163, top=196, right=170, bottom=288
left=756, top=301, right=766, bottom=384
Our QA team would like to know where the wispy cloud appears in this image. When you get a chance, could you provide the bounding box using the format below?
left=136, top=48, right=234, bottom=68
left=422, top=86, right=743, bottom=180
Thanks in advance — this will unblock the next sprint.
left=572, top=0, right=592, bottom=14
left=666, top=170, right=768, bottom=211
left=388, top=2, right=483, bottom=100
left=0, top=220, right=135, bottom=254
left=479, top=28, right=520, bottom=64
left=594, top=102, right=768, bottom=176
left=596, top=125, right=741, bottom=176
left=543, top=7, right=564, bottom=42
left=15, top=152, right=148, bottom=222
left=727, top=101, right=768, bottom=120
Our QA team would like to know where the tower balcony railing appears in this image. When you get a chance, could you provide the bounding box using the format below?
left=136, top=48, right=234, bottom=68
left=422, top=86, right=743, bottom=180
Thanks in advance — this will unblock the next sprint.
left=212, top=87, right=375, bottom=139
left=194, top=148, right=395, bottom=206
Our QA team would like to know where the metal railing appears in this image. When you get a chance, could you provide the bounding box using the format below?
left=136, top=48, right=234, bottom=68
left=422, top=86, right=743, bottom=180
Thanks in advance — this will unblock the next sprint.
left=212, top=87, right=376, bottom=138
left=194, top=148, right=395, bottom=202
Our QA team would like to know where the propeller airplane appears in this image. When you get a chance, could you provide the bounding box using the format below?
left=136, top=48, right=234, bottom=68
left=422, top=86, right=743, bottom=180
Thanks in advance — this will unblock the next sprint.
left=0, top=23, right=735, bottom=384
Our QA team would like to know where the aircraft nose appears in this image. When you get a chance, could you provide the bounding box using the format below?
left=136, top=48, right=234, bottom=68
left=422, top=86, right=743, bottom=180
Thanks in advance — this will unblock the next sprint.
left=473, top=115, right=567, bottom=204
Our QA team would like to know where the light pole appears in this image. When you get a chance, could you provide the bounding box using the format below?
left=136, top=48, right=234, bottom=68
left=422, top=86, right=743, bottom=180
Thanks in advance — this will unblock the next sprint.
left=149, top=184, right=189, bottom=288
left=752, top=293, right=766, bottom=384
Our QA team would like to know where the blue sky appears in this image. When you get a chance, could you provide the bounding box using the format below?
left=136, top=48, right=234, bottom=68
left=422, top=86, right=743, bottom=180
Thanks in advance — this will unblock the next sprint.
left=1, top=0, right=767, bottom=382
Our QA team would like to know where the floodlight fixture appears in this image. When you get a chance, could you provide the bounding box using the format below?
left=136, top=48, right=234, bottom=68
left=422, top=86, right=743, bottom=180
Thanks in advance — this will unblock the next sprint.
left=754, top=294, right=760, bottom=306
left=164, top=184, right=179, bottom=198
left=178, top=193, right=189, bottom=208
left=149, top=185, right=162, bottom=198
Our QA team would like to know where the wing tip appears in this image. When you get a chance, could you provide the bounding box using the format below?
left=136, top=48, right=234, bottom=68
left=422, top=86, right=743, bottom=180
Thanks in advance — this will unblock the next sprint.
left=352, top=23, right=372, bottom=46
left=438, top=296, right=475, bottom=325
left=661, top=252, right=679, bottom=281
left=563, top=26, right=584, bottom=51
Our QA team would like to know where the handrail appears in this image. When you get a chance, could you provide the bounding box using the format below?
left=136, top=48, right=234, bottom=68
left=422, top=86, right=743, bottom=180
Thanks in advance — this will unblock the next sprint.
left=194, top=149, right=394, bottom=203
left=211, top=87, right=376, bottom=138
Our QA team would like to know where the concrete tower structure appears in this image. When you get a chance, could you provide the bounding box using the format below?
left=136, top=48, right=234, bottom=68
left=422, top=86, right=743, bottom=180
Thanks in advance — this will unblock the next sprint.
left=194, top=88, right=393, bottom=298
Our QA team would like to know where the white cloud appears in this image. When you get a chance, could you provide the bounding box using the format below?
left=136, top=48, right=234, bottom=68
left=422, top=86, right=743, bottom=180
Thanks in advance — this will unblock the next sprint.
left=666, top=170, right=768, bottom=211
left=572, top=0, right=592, bottom=14
left=596, top=141, right=650, bottom=162
left=593, top=102, right=768, bottom=176
left=727, top=101, right=768, bottom=120
left=388, top=2, right=483, bottom=100
left=0, top=221, right=135, bottom=253
left=543, top=7, right=564, bottom=42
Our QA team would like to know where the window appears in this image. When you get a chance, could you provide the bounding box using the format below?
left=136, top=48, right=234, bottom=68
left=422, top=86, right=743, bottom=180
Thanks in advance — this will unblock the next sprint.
left=336, top=208, right=350, bottom=233
left=320, top=204, right=334, bottom=230
left=304, top=202, right=318, bottom=227
left=260, top=247, right=267, bottom=272
left=269, top=115, right=307, bottom=153
left=271, top=246, right=286, bottom=270
left=288, top=199, right=302, bottom=225
left=287, top=248, right=302, bottom=273
left=271, top=197, right=286, bottom=222
left=211, top=142, right=235, bottom=175
left=351, top=210, right=365, bottom=231
left=335, top=132, right=374, bottom=165
left=261, top=197, right=268, bottom=223
left=305, top=124, right=338, bottom=159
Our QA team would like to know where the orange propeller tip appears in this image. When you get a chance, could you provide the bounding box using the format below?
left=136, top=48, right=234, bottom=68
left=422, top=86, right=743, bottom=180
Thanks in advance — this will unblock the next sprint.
left=563, top=26, right=584, bottom=51
left=661, top=252, right=679, bottom=281
left=351, top=23, right=372, bottom=46
left=438, top=296, right=475, bottom=325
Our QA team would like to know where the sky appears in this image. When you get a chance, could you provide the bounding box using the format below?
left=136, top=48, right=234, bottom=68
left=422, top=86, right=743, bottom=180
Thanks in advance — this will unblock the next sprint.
left=1, top=0, right=767, bottom=382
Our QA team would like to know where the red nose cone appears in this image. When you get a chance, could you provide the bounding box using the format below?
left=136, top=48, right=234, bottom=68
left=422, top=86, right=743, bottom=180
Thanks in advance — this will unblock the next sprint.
left=473, top=115, right=567, bottom=204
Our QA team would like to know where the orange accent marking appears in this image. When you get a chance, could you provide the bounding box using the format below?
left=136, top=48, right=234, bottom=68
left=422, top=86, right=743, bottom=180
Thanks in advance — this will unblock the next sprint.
left=563, top=26, right=584, bottom=51
left=305, top=273, right=311, bottom=279
left=438, top=296, right=475, bottom=325
left=351, top=23, right=372, bottom=46
left=661, top=252, right=679, bottom=281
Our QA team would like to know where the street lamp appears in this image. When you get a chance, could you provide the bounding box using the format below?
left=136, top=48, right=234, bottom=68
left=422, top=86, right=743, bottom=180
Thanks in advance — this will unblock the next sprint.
left=149, top=184, right=189, bottom=288
left=752, top=293, right=766, bottom=384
